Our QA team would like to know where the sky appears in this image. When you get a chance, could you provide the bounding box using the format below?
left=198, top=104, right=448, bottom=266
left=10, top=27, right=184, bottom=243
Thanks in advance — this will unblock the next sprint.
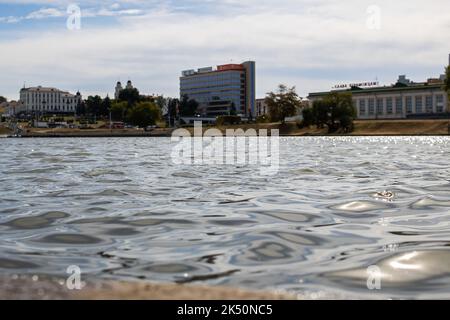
left=0, top=0, right=449, bottom=101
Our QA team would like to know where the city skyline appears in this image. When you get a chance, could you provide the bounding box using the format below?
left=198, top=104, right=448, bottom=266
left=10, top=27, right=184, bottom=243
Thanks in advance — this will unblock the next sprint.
left=0, top=0, right=449, bottom=101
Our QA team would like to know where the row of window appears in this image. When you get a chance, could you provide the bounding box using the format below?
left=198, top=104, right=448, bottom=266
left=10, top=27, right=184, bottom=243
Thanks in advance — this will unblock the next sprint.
left=23, top=92, right=78, bottom=105
left=30, top=105, right=75, bottom=111
left=358, top=95, right=445, bottom=115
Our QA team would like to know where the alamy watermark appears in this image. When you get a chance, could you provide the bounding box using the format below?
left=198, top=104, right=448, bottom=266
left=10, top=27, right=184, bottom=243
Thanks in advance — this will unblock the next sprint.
left=366, top=265, right=382, bottom=290
left=366, top=5, right=381, bottom=30
left=67, top=4, right=81, bottom=31
left=66, top=265, right=83, bottom=290
left=171, top=121, right=280, bottom=176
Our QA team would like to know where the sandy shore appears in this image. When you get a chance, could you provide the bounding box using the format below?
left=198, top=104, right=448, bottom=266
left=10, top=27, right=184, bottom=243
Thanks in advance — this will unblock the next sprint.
left=0, top=276, right=295, bottom=300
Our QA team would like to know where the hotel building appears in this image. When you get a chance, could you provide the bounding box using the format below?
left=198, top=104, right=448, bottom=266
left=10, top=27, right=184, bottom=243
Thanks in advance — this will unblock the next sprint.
left=308, top=75, right=448, bottom=120
left=180, top=61, right=256, bottom=117
left=19, top=86, right=82, bottom=115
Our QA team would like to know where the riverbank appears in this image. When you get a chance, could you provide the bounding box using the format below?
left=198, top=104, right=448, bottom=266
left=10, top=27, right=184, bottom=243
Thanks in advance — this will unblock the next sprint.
left=184, top=119, right=450, bottom=136
left=0, top=276, right=295, bottom=300
left=3, top=119, right=450, bottom=137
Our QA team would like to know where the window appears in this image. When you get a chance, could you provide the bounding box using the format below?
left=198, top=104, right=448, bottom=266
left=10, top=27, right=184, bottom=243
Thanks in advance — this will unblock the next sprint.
left=395, top=97, right=403, bottom=114
left=376, top=98, right=384, bottom=115
left=386, top=97, right=393, bottom=114
left=425, top=96, right=433, bottom=113
left=406, top=96, right=413, bottom=114
left=359, top=99, right=366, bottom=115
left=368, top=98, right=375, bottom=115
left=436, top=95, right=444, bottom=113
left=415, top=96, right=423, bottom=113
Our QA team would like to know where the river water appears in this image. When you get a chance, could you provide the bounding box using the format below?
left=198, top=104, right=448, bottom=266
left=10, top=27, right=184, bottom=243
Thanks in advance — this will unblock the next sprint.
left=1, top=136, right=449, bottom=299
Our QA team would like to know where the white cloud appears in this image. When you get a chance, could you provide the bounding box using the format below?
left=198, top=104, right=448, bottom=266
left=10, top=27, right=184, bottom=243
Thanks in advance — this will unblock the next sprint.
left=0, top=0, right=449, bottom=100
left=26, top=8, right=65, bottom=19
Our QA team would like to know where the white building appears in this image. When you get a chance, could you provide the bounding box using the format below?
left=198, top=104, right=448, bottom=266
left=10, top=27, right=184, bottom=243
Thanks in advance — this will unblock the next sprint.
left=309, top=76, right=448, bottom=120
left=256, top=98, right=269, bottom=117
left=308, top=54, right=450, bottom=120
left=18, top=86, right=82, bottom=115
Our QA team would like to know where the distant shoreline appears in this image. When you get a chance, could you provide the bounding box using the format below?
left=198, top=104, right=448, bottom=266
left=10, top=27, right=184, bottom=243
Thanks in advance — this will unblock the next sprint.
left=2, top=119, right=450, bottom=138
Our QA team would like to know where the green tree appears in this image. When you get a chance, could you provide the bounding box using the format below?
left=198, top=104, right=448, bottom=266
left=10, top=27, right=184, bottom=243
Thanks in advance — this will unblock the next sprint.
left=110, top=101, right=128, bottom=121
left=265, top=84, right=301, bottom=123
left=127, top=102, right=161, bottom=127
left=230, top=102, right=237, bottom=116
left=179, top=94, right=199, bottom=116
left=311, top=100, right=330, bottom=128
left=85, top=95, right=103, bottom=116
left=444, top=65, right=450, bottom=112
left=99, top=96, right=111, bottom=117
left=301, top=107, right=315, bottom=127
left=119, top=88, right=140, bottom=108
left=76, top=101, right=87, bottom=116
left=0, top=96, right=6, bottom=104
left=167, top=98, right=179, bottom=127
left=311, top=92, right=356, bottom=133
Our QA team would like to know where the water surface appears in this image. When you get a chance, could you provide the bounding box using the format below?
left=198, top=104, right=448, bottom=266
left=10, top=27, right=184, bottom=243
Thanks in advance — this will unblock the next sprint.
left=1, top=137, right=449, bottom=299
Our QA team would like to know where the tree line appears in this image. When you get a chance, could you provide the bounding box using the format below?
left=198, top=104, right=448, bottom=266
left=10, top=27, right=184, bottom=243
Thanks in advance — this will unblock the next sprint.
left=77, top=88, right=164, bottom=127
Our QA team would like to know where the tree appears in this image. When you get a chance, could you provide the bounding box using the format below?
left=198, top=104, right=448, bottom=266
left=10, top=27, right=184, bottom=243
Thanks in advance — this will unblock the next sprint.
left=311, top=100, right=330, bottom=128
left=119, top=88, right=140, bottom=108
left=76, top=101, right=87, bottom=116
left=110, top=101, right=127, bottom=121
left=99, top=96, right=111, bottom=117
left=85, top=95, right=103, bottom=116
left=127, top=102, right=161, bottom=127
left=230, top=102, right=237, bottom=116
left=179, top=94, right=198, bottom=117
left=310, top=92, right=356, bottom=133
left=0, top=96, right=6, bottom=104
left=444, top=65, right=450, bottom=112
left=265, top=84, right=301, bottom=123
left=301, top=107, right=315, bottom=127
left=167, top=98, right=179, bottom=127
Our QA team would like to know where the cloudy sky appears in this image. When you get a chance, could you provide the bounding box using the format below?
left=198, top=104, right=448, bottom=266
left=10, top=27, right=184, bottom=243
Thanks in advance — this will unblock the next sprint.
left=0, top=0, right=449, bottom=100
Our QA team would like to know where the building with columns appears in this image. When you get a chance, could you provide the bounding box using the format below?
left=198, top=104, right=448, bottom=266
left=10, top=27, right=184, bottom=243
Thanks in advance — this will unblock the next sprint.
left=309, top=54, right=449, bottom=120
left=18, top=86, right=82, bottom=115
left=308, top=74, right=448, bottom=120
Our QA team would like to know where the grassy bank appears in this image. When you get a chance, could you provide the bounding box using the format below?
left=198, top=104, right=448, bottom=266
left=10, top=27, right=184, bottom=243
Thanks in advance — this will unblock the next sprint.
left=182, top=119, right=450, bottom=136
left=6, top=119, right=450, bottom=137
left=19, top=128, right=174, bottom=138
left=0, top=126, right=12, bottom=135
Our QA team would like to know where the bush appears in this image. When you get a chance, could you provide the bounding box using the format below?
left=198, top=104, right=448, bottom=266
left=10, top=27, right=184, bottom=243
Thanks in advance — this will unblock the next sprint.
left=216, top=115, right=241, bottom=126
left=126, top=102, right=161, bottom=128
left=256, top=115, right=270, bottom=123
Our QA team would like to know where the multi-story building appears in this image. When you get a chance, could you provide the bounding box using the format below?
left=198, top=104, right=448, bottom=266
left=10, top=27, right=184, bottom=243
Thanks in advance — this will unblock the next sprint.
left=308, top=76, right=448, bottom=120
left=180, top=61, right=256, bottom=117
left=18, top=86, right=82, bottom=115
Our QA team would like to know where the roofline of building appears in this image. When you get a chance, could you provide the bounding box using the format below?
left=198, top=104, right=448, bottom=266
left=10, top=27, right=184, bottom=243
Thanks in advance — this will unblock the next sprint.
left=308, top=83, right=445, bottom=98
